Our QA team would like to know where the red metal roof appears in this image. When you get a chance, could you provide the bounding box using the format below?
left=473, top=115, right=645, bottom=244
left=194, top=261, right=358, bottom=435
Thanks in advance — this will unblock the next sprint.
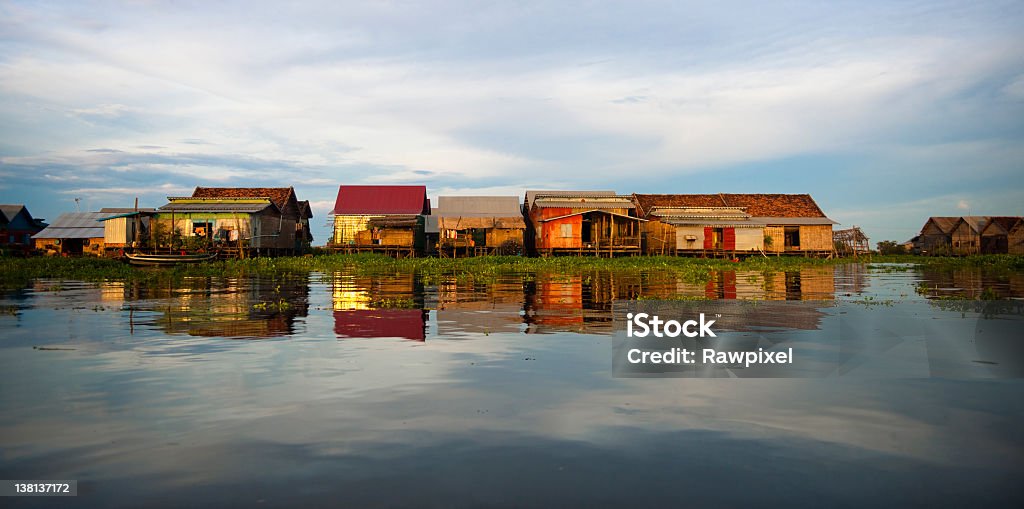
left=333, top=309, right=427, bottom=341
left=332, top=185, right=430, bottom=215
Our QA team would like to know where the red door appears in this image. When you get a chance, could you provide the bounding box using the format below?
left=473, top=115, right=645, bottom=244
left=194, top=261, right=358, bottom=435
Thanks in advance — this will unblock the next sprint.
left=723, top=228, right=736, bottom=251
left=703, top=227, right=713, bottom=250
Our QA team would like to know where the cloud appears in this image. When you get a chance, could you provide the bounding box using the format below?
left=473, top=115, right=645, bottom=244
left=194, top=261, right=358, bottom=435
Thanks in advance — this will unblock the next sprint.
left=957, top=200, right=971, bottom=210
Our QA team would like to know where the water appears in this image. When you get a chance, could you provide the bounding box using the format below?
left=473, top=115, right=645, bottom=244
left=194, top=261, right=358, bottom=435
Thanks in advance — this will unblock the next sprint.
left=1, top=264, right=1022, bottom=507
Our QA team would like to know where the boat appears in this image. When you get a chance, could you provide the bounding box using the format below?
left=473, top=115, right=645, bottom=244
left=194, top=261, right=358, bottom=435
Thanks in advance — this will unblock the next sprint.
left=126, top=252, right=219, bottom=266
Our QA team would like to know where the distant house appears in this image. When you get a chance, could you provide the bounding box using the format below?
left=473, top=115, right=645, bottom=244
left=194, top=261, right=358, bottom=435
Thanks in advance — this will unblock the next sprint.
left=153, top=196, right=288, bottom=254
left=1009, top=220, right=1024, bottom=255
left=949, top=216, right=990, bottom=255
left=434, top=196, right=526, bottom=256
left=980, top=217, right=1023, bottom=254
left=191, top=187, right=312, bottom=252
left=32, top=212, right=107, bottom=256
left=524, top=190, right=644, bottom=256
left=97, top=207, right=156, bottom=252
left=0, top=204, right=45, bottom=253
left=330, top=185, right=430, bottom=256
left=918, top=217, right=960, bottom=255
left=632, top=194, right=836, bottom=256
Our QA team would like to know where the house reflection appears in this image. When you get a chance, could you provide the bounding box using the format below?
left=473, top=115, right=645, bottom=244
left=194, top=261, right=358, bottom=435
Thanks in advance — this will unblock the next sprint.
left=120, top=277, right=310, bottom=338
left=435, top=279, right=525, bottom=336
left=331, top=272, right=427, bottom=341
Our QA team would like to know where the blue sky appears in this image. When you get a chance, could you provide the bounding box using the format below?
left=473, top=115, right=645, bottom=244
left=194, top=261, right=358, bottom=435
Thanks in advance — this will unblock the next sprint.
left=1, top=0, right=1022, bottom=245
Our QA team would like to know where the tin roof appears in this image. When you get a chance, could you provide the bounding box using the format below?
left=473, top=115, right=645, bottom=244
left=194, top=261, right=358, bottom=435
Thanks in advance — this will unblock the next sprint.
left=532, top=195, right=635, bottom=210
left=525, top=190, right=615, bottom=209
left=33, top=212, right=107, bottom=239
left=332, top=185, right=430, bottom=215
left=99, top=207, right=157, bottom=213
left=539, top=210, right=647, bottom=223
left=0, top=205, right=27, bottom=223
left=634, top=194, right=829, bottom=218
left=159, top=201, right=276, bottom=213
left=436, top=196, right=521, bottom=217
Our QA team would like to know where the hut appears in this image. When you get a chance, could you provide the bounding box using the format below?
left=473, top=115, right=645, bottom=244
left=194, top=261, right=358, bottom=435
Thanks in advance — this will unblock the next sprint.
left=191, top=187, right=312, bottom=252
left=524, top=190, right=643, bottom=256
left=97, top=207, right=156, bottom=254
left=151, top=197, right=287, bottom=255
left=980, top=217, right=1022, bottom=254
left=0, top=204, right=46, bottom=254
left=330, top=185, right=430, bottom=257
left=1009, top=220, right=1024, bottom=255
left=435, top=196, right=526, bottom=256
left=32, top=212, right=107, bottom=256
left=949, top=216, right=990, bottom=255
left=633, top=194, right=836, bottom=256
left=918, top=217, right=959, bottom=255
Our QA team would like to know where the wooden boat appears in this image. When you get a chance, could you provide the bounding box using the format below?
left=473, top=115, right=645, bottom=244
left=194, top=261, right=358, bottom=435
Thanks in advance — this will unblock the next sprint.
left=126, top=252, right=219, bottom=266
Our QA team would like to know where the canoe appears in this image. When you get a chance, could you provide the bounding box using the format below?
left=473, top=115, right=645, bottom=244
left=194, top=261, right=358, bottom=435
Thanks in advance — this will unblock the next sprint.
left=126, top=252, right=219, bottom=266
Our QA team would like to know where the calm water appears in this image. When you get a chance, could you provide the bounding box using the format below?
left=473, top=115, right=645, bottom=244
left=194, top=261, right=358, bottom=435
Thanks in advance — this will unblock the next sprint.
left=1, top=264, right=1022, bottom=507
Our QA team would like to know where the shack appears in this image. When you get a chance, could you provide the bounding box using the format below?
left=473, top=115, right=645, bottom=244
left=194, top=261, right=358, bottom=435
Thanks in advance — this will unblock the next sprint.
left=191, top=187, right=312, bottom=252
left=97, top=207, right=156, bottom=253
left=633, top=194, right=836, bottom=256
left=950, top=216, right=990, bottom=255
left=525, top=190, right=643, bottom=256
left=32, top=212, right=107, bottom=256
left=1010, top=220, right=1024, bottom=255
left=1, top=204, right=46, bottom=254
left=330, top=185, right=430, bottom=257
left=152, top=197, right=286, bottom=255
left=918, top=217, right=959, bottom=255
left=435, top=196, right=525, bottom=256
left=980, top=217, right=1022, bottom=254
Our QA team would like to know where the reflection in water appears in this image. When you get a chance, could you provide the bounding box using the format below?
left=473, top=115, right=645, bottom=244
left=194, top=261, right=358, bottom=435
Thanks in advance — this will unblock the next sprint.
left=1, top=264, right=1023, bottom=507
left=119, top=276, right=310, bottom=339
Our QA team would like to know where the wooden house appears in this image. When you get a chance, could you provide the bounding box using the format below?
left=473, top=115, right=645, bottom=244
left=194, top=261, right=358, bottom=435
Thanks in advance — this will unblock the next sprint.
left=32, top=212, right=107, bottom=256
left=980, top=217, right=1022, bottom=254
left=524, top=190, right=644, bottom=256
left=330, top=185, right=430, bottom=257
left=918, top=217, right=959, bottom=255
left=435, top=196, right=526, bottom=256
left=97, top=207, right=156, bottom=253
left=191, top=187, right=312, bottom=252
left=633, top=194, right=836, bottom=256
left=152, top=197, right=289, bottom=255
left=1009, top=220, right=1024, bottom=255
left=950, top=216, right=990, bottom=255
left=0, top=204, right=45, bottom=254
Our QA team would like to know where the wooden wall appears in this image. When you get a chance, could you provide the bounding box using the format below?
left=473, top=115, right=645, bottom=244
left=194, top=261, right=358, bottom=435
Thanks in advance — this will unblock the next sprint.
left=644, top=220, right=676, bottom=254
left=486, top=228, right=524, bottom=248
left=800, top=225, right=833, bottom=251
left=1010, top=225, right=1024, bottom=255
left=950, top=222, right=980, bottom=255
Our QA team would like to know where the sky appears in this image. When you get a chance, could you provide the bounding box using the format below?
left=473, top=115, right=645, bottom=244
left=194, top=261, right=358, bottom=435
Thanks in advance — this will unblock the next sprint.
left=1, top=0, right=1022, bottom=246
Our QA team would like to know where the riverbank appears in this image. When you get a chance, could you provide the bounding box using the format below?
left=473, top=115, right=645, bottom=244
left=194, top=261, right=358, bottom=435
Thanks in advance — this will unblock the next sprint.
left=2, top=253, right=1023, bottom=289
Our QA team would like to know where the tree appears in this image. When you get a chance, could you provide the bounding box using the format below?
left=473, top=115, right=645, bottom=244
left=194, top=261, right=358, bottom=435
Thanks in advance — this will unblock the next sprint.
left=876, top=240, right=906, bottom=255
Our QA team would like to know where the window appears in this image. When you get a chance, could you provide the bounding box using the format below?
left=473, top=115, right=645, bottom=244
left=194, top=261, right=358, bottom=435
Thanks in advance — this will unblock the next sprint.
left=560, top=224, right=573, bottom=238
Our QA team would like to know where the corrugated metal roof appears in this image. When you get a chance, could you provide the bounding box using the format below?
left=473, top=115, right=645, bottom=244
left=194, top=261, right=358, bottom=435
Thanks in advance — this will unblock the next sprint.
left=159, top=202, right=274, bottom=213
left=99, top=207, right=156, bottom=213
left=525, top=190, right=615, bottom=209
left=424, top=215, right=439, bottom=234
left=0, top=205, right=27, bottom=222
left=539, top=210, right=647, bottom=222
left=533, top=198, right=635, bottom=209
left=757, top=217, right=838, bottom=225
left=33, top=212, right=108, bottom=238
left=663, top=218, right=766, bottom=227
left=437, top=196, right=521, bottom=217
left=332, top=185, right=430, bottom=215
